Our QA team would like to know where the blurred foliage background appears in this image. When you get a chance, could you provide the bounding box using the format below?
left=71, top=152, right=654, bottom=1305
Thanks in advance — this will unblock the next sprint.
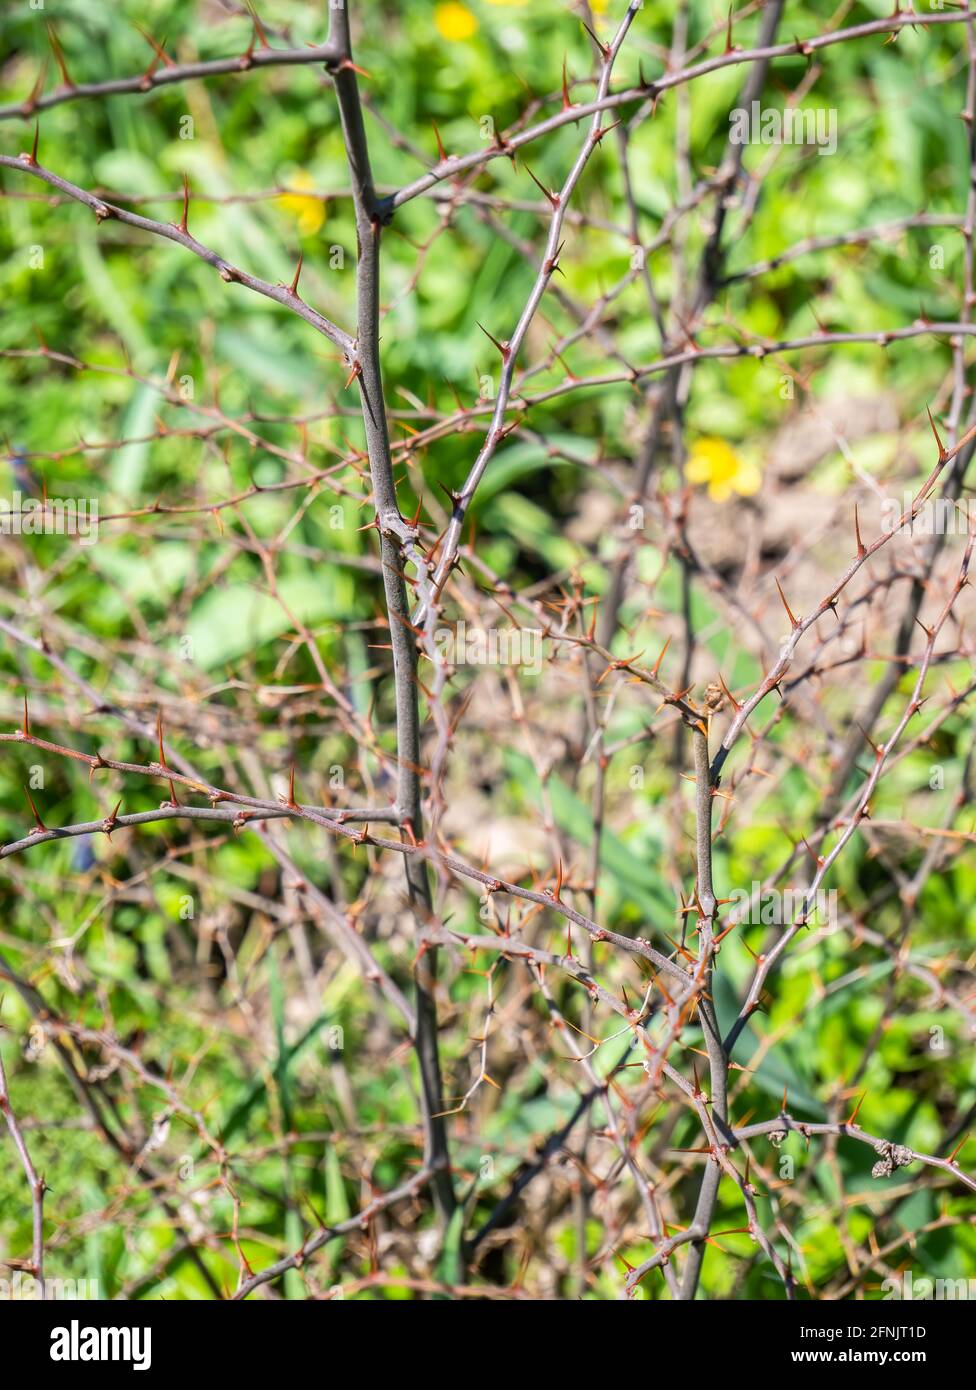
left=0, top=0, right=974, bottom=1300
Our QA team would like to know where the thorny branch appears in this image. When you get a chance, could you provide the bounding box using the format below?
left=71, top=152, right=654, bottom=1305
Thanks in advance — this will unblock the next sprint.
left=0, top=0, right=974, bottom=1302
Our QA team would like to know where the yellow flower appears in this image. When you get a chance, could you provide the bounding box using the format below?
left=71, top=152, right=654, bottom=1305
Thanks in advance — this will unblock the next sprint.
left=277, top=170, right=326, bottom=237
left=435, top=3, right=479, bottom=40
left=685, top=438, right=761, bottom=502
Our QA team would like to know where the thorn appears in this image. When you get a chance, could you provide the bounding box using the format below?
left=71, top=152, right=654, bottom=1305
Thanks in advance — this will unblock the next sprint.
left=23, top=62, right=48, bottom=114
left=742, top=936, right=761, bottom=964
left=544, top=240, right=566, bottom=277
left=854, top=502, right=866, bottom=558
left=663, top=932, right=696, bottom=964
left=287, top=762, right=299, bottom=810
left=289, top=251, right=304, bottom=298
left=102, top=798, right=123, bottom=839
left=717, top=673, right=741, bottom=712
left=845, top=1090, right=867, bottom=1127
left=523, top=164, right=559, bottom=208
left=134, top=24, right=176, bottom=68
left=855, top=722, right=883, bottom=759
left=24, top=786, right=46, bottom=834
left=551, top=858, right=565, bottom=904
left=592, top=119, right=622, bottom=145
left=435, top=479, right=461, bottom=509
left=774, top=576, right=799, bottom=629
left=337, top=56, right=371, bottom=79
left=21, top=122, right=39, bottom=166
left=477, top=322, right=510, bottom=362
left=46, top=24, right=75, bottom=89
left=810, top=303, right=829, bottom=336
left=946, top=1132, right=970, bottom=1165
left=245, top=3, right=271, bottom=52
left=344, top=360, right=363, bottom=390
left=579, top=17, right=611, bottom=59
left=724, top=4, right=738, bottom=54
left=798, top=835, right=823, bottom=869
left=175, top=172, right=190, bottom=235
left=596, top=650, right=644, bottom=684
left=926, top=405, right=948, bottom=463
left=650, top=634, right=671, bottom=679
left=561, top=58, right=575, bottom=111
left=21, top=692, right=30, bottom=738
left=432, top=120, right=447, bottom=164
left=491, top=125, right=517, bottom=167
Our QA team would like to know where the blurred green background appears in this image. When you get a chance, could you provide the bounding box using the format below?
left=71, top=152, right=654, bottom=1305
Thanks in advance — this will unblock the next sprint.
left=0, top=0, right=974, bottom=1299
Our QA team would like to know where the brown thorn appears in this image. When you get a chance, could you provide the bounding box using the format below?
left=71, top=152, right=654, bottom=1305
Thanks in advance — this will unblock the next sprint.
left=854, top=502, right=866, bottom=558
left=724, top=5, right=736, bottom=53
left=717, top=672, right=741, bottom=712
left=24, top=62, right=48, bottom=113
left=289, top=251, right=304, bottom=298
left=774, top=576, right=799, bottom=629
left=337, top=56, right=372, bottom=79
left=845, top=1090, right=867, bottom=1127
left=175, top=172, right=190, bottom=235
left=592, top=119, right=622, bottom=145
left=246, top=3, right=271, bottom=50
left=579, top=17, right=610, bottom=58
left=854, top=722, right=882, bottom=758
left=23, top=122, right=40, bottom=166
left=102, top=798, right=123, bottom=839
left=523, top=163, right=559, bottom=208
left=24, top=786, right=46, bottom=834
left=946, top=1132, right=970, bottom=1165
left=650, top=634, right=671, bottom=678
left=46, top=24, right=75, bottom=89
left=477, top=322, right=510, bottom=362
left=561, top=58, right=574, bottom=111
left=134, top=24, right=176, bottom=68
left=432, top=120, right=447, bottom=165
left=926, top=405, right=948, bottom=462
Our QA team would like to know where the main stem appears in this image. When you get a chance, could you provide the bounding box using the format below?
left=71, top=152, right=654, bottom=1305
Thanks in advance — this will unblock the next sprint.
left=679, top=726, right=728, bottom=1299
left=328, top=5, right=455, bottom=1222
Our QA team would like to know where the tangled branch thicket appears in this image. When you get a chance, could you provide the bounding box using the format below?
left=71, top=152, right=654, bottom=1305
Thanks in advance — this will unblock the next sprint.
left=1, top=0, right=974, bottom=1301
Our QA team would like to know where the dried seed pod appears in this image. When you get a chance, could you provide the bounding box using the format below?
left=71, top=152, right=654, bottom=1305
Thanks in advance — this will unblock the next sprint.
left=703, top=680, right=726, bottom=713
